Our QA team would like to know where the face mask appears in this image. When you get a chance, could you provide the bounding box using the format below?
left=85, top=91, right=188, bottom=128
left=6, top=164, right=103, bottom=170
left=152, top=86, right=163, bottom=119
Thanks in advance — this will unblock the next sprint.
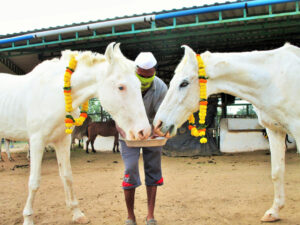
left=136, top=72, right=156, bottom=92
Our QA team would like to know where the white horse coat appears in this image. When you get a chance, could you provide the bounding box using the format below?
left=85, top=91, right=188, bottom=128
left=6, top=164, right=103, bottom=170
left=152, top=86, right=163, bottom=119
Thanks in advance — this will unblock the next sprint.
left=0, top=43, right=151, bottom=225
left=154, top=43, right=300, bottom=222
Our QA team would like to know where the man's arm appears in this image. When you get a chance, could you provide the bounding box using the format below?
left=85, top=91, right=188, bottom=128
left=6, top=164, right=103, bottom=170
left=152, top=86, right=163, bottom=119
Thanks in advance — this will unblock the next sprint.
left=153, top=80, right=168, bottom=115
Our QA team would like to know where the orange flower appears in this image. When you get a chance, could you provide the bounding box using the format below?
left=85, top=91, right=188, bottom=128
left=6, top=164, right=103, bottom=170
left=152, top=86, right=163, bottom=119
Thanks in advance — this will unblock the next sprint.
left=66, top=69, right=73, bottom=74
left=188, top=125, right=195, bottom=130
left=80, top=113, right=88, bottom=118
left=65, top=118, right=74, bottom=123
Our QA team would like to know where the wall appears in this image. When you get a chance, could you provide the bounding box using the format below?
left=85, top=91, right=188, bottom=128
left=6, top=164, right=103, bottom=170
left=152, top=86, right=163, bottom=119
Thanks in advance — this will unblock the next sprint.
left=83, top=136, right=115, bottom=152
left=220, top=118, right=296, bottom=153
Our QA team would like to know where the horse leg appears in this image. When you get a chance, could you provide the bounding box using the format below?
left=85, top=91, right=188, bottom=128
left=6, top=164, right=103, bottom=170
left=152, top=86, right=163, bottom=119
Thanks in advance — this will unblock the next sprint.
left=116, top=135, right=120, bottom=153
left=23, top=136, right=45, bottom=225
left=27, top=141, right=31, bottom=161
left=53, top=137, right=89, bottom=224
left=91, top=137, right=96, bottom=153
left=113, top=135, right=118, bottom=153
left=261, top=129, right=286, bottom=222
left=86, top=138, right=90, bottom=154
left=0, top=138, right=2, bottom=161
left=27, top=149, right=30, bottom=161
left=5, top=139, right=13, bottom=161
left=112, top=137, right=115, bottom=153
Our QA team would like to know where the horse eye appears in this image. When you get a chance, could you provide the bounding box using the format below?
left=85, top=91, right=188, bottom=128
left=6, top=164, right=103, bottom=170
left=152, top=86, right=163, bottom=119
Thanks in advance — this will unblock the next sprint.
left=180, top=81, right=189, bottom=88
left=118, top=85, right=125, bottom=91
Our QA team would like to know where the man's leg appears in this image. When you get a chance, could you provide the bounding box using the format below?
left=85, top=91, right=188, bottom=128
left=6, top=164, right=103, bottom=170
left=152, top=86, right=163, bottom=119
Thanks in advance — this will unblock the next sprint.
left=124, top=188, right=136, bottom=221
left=120, top=140, right=141, bottom=222
left=146, top=185, right=157, bottom=220
left=143, top=146, right=163, bottom=221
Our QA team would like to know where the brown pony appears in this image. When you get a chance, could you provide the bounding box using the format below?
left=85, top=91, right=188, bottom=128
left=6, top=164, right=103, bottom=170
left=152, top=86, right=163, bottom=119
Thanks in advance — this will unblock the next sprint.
left=71, top=116, right=92, bottom=150
left=86, top=120, right=119, bottom=153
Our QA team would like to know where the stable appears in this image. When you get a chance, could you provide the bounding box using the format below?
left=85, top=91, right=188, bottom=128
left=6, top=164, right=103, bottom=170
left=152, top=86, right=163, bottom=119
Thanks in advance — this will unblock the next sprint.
left=1, top=0, right=299, bottom=155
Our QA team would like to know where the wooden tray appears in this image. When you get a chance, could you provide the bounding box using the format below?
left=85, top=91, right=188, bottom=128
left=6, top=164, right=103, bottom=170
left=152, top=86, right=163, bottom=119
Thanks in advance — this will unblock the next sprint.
left=125, top=137, right=167, bottom=147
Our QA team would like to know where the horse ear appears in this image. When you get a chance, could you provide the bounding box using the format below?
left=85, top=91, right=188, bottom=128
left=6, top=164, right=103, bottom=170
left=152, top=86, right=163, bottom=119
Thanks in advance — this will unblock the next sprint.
left=181, top=45, right=196, bottom=60
left=105, top=42, right=116, bottom=64
left=113, top=43, right=123, bottom=56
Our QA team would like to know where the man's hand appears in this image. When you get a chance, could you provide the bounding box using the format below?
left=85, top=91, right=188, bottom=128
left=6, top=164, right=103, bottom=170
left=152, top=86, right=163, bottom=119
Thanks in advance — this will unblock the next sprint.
left=153, top=125, right=171, bottom=139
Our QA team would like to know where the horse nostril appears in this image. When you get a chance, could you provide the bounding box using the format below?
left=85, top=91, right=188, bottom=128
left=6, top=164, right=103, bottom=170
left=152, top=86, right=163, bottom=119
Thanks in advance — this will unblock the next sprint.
left=129, top=130, right=135, bottom=140
left=155, top=120, right=163, bottom=130
left=168, top=124, right=175, bottom=134
left=138, top=130, right=144, bottom=138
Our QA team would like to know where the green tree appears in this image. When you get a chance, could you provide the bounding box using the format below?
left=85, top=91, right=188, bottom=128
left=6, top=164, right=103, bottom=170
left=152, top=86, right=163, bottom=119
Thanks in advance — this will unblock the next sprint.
left=87, top=98, right=112, bottom=122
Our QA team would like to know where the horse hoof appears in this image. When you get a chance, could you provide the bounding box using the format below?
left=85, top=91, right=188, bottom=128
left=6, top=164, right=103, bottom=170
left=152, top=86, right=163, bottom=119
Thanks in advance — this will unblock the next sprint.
left=74, top=216, right=90, bottom=224
left=23, top=217, right=34, bottom=225
left=261, top=213, right=280, bottom=222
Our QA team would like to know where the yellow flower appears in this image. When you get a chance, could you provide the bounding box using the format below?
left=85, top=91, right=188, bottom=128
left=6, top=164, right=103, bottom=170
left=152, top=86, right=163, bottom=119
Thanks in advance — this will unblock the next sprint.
left=63, top=58, right=90, bottom=134
left=189, top=55, right=208, bottom=144
left=65, top=129, right=73, bottom=134
left=64, top=73, right=71, bottom=78
left=198, top=68, right=206, bottom=75
left=74, top=117, right=85, bottom=126
left=199, top=131, right=206, bottom=136
left=69, top=57, right=77, bottom=69
left=65, top=123, right=73, bottom=128
left=191, top=127, right=199, bottom=137
left=200, top=137, right=207, bottom=143
left=188, top=114, right=195, bottom=124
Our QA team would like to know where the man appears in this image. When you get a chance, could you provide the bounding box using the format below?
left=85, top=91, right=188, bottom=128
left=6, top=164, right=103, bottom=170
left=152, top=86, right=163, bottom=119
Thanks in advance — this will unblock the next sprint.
left=119, top=52, right=167, bottom=225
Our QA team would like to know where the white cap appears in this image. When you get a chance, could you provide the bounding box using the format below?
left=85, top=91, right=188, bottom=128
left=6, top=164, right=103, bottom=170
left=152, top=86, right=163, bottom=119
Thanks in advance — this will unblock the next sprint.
left=135, top=52, right=157, bottom=69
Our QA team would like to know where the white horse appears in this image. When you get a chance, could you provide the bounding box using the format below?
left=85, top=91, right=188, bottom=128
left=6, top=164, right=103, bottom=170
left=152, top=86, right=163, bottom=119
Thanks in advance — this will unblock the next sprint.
left=154, top=43, right=300, bottom=222
left=0, top=42, right=151, bottom=225
left=0, top=138, right=12, bottom=161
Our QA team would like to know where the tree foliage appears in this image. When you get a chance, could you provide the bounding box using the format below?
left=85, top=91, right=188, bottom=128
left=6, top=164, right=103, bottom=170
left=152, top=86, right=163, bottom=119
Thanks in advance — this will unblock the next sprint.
left=87, top=98, right=112, bottom=122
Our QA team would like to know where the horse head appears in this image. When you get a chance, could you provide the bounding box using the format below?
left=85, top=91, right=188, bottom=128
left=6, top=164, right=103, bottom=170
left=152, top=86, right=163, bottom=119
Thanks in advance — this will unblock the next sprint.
left=154, top=45, right=200, bottom=137
left=97, top=43, right=151, bottom=140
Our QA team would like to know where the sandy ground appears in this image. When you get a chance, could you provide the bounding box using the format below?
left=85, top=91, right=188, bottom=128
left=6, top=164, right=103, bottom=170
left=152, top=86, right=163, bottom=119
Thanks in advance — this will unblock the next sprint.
left=0, top=146, right=300, bottom=225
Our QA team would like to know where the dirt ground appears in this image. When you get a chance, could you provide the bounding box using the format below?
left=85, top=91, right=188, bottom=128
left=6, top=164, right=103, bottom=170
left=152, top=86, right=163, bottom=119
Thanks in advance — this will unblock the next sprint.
left=0, top=147, right=300, bottom=225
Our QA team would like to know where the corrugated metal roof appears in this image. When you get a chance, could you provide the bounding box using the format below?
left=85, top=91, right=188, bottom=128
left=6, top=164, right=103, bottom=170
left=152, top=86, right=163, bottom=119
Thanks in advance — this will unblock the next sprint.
left=0, top=0, right=246, bottom=37
left=0, top=0, right=299, bottom=79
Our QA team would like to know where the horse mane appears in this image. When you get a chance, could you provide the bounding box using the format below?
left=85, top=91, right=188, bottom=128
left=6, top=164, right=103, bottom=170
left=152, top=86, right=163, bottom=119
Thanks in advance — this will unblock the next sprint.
left=61, top=50, right=106, bottom=67
left=27, top=50, right=106, bottom=76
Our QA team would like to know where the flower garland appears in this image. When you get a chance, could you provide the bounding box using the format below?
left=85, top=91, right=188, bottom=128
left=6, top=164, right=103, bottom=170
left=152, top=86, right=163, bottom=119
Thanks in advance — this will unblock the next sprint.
left=64, top=57, right=89, bottom=134
left=188, top=54, right=208, bottom=144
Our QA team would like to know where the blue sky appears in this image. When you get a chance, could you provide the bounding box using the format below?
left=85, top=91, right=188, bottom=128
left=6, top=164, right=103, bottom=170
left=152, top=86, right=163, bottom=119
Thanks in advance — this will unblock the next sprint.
left=0, top=0, right=235, bottom=35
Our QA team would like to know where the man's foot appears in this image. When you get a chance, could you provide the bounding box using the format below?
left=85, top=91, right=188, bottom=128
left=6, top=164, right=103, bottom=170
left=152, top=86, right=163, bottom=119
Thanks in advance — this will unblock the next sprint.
left=145, top=218, right=157, bottom=225
left=125, top=219, right=137, bottom=225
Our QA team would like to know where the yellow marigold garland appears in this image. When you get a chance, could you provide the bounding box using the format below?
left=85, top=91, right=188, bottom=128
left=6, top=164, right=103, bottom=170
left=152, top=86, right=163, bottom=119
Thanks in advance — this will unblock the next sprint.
left=188, top=54, right=208, bottom=144
left=64, top=57, right=89, bottom=134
